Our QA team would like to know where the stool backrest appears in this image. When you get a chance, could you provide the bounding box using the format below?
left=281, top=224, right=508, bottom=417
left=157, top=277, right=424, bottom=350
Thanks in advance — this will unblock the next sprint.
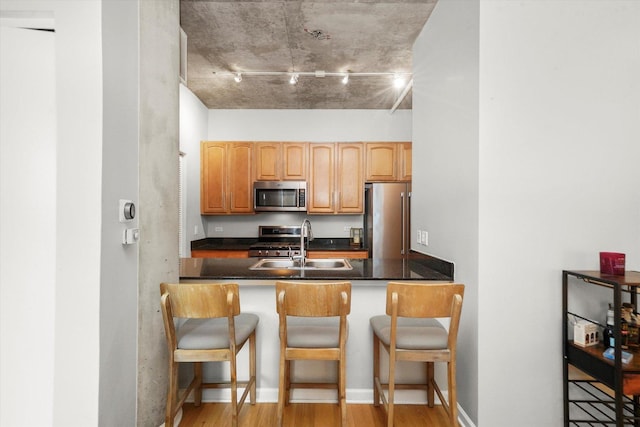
left=275, top=281, right=351, bottom=317
left=160, top=282, right=240, bottom=319
left=386, top=282, right=464, bottom=319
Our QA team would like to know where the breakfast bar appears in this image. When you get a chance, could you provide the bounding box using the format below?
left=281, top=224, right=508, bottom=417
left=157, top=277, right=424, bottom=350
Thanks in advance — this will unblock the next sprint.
left=177, top=255, right=455, bottom=405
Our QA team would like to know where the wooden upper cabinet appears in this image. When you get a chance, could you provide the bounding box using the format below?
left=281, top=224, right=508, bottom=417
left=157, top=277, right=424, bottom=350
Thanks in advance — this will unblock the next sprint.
left=308, top=143, right=335, bottom=213
left=201, top=142, right=227, bottom=214
left=282, top=143, right=307, bottom=180
left=336, top=143, right=364, bottom=213
left=227, top=142, right=253, bottom=213
left=255, top=142, right=307, bottom=181
left=365, top=142, right=412, bottom=182
left=398, top=142, right=412, bottom=181
left=308, top=143, right=363, bottom=214
left=255, top=142, right=282, bottom=181
left=365, top=143, right=397, bottom=181
left=201, top=141, right=253, bottom=215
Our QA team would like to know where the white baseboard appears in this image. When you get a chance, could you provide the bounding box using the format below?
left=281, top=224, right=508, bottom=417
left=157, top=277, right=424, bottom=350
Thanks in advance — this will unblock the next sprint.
left=182, top=387, right=476, bottom=427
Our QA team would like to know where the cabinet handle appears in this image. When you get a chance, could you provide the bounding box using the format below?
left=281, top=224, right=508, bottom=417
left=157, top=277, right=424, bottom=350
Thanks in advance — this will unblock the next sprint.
left=401, top=192, right=405, bottom=255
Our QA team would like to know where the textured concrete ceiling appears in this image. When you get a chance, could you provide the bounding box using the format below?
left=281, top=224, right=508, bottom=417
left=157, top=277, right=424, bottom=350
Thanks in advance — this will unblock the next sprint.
left=180, top=0, right=438, bottom=109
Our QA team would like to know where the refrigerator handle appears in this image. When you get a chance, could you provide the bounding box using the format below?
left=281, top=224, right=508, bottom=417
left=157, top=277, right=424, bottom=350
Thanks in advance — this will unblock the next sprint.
left=400, top=192, right=405, bottom=255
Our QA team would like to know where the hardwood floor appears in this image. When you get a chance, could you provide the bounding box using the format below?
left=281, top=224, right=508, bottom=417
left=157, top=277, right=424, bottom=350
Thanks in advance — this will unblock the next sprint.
left=180, top=402, right=451, bottom=426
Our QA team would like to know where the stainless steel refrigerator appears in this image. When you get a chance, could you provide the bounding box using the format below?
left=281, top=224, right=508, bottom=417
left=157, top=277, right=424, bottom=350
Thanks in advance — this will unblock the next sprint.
left=364, top=182, right=411, bottom=259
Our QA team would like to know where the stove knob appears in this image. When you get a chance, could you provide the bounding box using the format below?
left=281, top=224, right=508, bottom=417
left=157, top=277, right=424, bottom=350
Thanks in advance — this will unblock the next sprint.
left=258, top=250, right=263, bottom=256
left=275, top=250, right=281, bottom=256
left=264, top=250, right=269, bottom=256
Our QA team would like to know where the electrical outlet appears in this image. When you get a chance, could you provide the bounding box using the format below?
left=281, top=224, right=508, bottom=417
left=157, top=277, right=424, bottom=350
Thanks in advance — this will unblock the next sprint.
left=214, top=226, right=223, bottom=232
left=416, top=229, right=422, bottom=244
left=422, top=231, right=428, bottom=246
left=194, top=225, right=198, bottom=235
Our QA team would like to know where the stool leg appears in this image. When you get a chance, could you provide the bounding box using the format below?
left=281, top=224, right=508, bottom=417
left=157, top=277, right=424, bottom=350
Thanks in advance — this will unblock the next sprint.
left=340, top=356, right=347, bottom=427
left=448, top=361, right=459, bottom=427
left=277, top=354, right=286, bottom=426
left=250, top=331, right=257, bottom=404
left=193, top=362, right=203, bottom=406
left=427, top=362, right=435, bottom=408
left=373, top=334, right=380, bottom=406
left=166, top=360, right=179, bottom=427
left=230, top=351, right=238, bottom=427
left=387, top=347, right=396, bottom=427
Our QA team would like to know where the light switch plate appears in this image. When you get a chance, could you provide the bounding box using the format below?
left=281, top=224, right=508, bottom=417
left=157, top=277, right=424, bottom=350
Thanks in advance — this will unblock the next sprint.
left=416, top=229, right=422, bottom=244
left=421, top=231, right=428, bottom=246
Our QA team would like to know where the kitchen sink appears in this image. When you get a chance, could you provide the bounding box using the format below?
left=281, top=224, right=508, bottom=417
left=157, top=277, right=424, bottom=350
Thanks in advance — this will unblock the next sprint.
left=249, top=258, right=353, bottom=271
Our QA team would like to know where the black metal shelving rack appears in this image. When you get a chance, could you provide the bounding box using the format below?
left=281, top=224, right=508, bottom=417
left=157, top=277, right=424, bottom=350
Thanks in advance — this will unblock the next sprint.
left=563, top=270, right=640, bottom=426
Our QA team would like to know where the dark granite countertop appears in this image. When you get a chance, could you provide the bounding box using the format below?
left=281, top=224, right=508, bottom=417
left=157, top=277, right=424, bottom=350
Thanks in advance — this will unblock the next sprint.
left=180, top=253, right=453, bottom=282
left=191, top=237, right=368, bottom=252
left=191, top=238, right=257, bottom=251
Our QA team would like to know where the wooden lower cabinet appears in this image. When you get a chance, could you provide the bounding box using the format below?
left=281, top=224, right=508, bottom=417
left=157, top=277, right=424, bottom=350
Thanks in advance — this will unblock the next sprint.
left=307, top=250, right=368, bottom=259
left=191, top=250, right=249, bottom=258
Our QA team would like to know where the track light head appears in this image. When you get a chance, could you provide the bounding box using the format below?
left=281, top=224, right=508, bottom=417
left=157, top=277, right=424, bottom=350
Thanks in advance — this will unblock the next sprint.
left=234, top=73, right=242, bottom=83
left=289, top=73, right=299, bottom=85
left=393, top=73, right=405, bottom=89
left=341, top=73, right=349, bottom=85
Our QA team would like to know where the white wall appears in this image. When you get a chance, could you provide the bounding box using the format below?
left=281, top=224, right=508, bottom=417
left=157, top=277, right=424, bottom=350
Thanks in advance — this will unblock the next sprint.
left=0, top=1, right=105, bottom=425
left=181, top=109, right=412, bottom=239
left=478, top=2, right=640, bottom=425
left=0, top=25, right=56, bottom=427
left=180, top=83, right=208, bottom=254
left=99, top=2, right=139, bottom=425
left=412, top=0, right=479, bottom=423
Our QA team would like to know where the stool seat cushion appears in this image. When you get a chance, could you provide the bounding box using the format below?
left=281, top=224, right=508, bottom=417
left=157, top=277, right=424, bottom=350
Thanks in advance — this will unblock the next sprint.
left=286, top=316, right=348, bottom=348
left=177, top=313, right=259, bottom=350
left=370, top=315, right=447, bottom=350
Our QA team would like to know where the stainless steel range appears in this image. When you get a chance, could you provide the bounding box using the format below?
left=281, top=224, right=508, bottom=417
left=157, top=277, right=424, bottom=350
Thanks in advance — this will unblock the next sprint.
left=248, top=225, right=302, bottom=258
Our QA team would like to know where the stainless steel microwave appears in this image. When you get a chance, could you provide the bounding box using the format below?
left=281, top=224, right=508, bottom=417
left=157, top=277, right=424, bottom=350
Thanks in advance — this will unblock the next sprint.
left=253, top=181, right=307, bottom=212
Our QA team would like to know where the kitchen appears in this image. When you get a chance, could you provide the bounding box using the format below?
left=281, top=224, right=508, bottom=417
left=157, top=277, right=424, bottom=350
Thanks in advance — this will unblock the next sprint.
left=178, top=101, right=458, bottom=423
left=2, top=1, right=639, bottom=427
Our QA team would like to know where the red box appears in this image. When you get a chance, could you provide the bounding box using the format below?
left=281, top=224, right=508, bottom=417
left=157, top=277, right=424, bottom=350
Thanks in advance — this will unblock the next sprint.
left=600, top=252, right=626, bottom=275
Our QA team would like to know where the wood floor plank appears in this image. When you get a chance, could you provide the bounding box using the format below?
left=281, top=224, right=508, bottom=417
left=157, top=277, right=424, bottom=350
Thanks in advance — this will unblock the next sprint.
left=180, top=402, right=450, bottom=426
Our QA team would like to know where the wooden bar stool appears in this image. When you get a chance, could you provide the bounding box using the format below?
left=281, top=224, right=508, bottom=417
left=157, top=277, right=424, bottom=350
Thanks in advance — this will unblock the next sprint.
left=275, top=281, right=351, bottom=427
left=370, top=282, right=464, bottom=427
left=160, top=283, right=258, bottom=427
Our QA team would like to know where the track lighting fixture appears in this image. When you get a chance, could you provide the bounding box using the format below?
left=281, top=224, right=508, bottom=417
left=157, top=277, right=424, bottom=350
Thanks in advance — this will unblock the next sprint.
left=215, top=70, right=411, bottom=88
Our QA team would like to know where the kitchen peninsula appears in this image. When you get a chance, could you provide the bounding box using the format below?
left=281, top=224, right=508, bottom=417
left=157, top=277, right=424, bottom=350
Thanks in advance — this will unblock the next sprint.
left=177, top=253, right=455, bottom=405
left=179, top=231, right=455, bottom=403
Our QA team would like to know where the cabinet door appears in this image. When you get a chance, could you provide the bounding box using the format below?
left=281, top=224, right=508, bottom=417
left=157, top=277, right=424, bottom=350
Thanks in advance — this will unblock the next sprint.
left=283, top=142, right=307, bottom=180
left=336, top=143, right=364, bottom=213
left=308, top=143, right=335, bottom=213
left=365, top=143, right=397, bottom=181
left=255, top=142, right=281, bottom=181
left=201, top=142, right=227, bottom=214
left=192, top=249, right=249, bottom=258
left=228, top=142, right=254, bottom=213
left=398, top=142, right=412, bottom=181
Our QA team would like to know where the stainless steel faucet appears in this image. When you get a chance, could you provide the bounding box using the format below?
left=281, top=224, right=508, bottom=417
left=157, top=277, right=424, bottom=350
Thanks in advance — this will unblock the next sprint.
left=300, top=218, right=313, bottom=266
